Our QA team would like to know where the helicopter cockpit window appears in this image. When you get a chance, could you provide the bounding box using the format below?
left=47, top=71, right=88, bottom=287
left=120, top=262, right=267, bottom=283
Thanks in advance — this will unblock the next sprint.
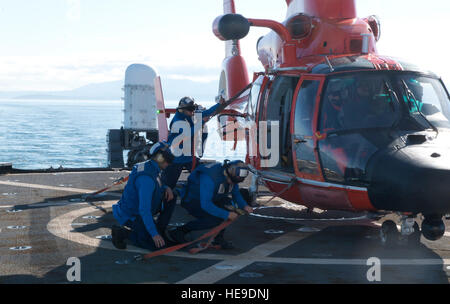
left=318, top=73, right=398, bottom=184
left=319, top=74, right=398, bottom=133
left=293, top=80, right=320, bottom=175
left=395, top=75, right=450, bottom=130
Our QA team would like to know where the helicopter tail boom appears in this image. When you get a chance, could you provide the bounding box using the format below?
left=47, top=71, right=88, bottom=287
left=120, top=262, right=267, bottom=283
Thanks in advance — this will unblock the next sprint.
left=216, top=0, right=250, bottom=102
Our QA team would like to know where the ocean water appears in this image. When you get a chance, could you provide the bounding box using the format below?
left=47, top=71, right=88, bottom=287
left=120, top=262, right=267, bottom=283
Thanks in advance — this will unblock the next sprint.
left=0, top=99, right=245, bottom=169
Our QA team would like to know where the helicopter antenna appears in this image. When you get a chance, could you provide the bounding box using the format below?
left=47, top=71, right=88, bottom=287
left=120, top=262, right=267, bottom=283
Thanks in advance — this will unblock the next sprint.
left=324, top=56, right=335, bottom=72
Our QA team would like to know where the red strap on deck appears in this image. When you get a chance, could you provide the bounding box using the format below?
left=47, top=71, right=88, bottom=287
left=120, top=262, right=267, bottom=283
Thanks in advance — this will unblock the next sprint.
left=142, top=218, right=236, bottom=260
left=87, top=176, right=129, bottom=198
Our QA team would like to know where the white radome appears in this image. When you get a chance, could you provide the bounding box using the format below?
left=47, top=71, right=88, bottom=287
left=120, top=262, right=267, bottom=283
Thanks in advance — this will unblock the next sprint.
left=125, top=64, right=157, bottom=86
left=123, top=64, right=158, bottom=131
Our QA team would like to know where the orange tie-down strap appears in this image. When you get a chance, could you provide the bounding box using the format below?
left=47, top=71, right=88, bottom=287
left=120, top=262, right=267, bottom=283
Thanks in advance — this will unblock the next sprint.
left=142, top=218, right=237, bottom=260
left=85, top=176, right=130, bottom=199
left=141, top=206, right=248, bottom=259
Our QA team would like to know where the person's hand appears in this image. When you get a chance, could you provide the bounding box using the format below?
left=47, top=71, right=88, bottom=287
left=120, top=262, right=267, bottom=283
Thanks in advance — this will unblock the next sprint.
left=228, top=212, right=239, bottom=221
left=153, top=235, right=166, bottom=248
left=219, top=96, right=226, bottom=104
left=244, top=205, right=253, bottom=214
left=165, top=187, right=174, bottom=201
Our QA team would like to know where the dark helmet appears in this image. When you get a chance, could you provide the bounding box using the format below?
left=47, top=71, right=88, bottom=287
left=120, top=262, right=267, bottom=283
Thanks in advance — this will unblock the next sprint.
left=178, top=97, right=197, bottom=112
left=150, top=141, right=174, bottom=164
left=224, top=160, right=249, bottom=183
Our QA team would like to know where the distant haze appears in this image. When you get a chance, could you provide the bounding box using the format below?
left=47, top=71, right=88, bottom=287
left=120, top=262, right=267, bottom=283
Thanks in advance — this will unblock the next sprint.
left=0, top=77, right=220, bottom=102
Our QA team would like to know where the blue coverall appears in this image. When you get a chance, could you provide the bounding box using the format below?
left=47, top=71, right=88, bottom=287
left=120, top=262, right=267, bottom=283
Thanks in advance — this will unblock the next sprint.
left=180, top=163, right=249, bottom=233
left=112, top=160, right=173, bottom=250
left=162, top=103, right=220, bottom=190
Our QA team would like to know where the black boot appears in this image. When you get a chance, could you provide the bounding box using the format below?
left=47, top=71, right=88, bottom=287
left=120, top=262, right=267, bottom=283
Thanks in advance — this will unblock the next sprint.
left=167, top=226, right=190, bottom=244
left=212, top=232, right=234, bottom=250
left=112, top=225, right=129, bottom=250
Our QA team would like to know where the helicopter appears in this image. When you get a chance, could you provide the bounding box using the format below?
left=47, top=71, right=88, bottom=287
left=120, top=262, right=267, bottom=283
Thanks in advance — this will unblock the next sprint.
left=188, top=0, right=450, bottom=246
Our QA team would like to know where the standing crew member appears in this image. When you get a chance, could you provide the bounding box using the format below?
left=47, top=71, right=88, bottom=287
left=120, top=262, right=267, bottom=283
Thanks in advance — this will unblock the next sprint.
left=162, top=96, right=224, bottom=191
left=169, top=160, right=253, bottom=249
left=111, top=142, right=175, bottom=250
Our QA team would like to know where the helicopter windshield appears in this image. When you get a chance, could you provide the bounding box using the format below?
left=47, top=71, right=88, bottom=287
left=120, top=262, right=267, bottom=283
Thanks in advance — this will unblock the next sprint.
left=319, top=73, right=399, bottom=133
left=394, top=74, right=450, bottom=130
left=317, top=72, right=450, bottom=184
left=319, top=72, right=450, bottom=133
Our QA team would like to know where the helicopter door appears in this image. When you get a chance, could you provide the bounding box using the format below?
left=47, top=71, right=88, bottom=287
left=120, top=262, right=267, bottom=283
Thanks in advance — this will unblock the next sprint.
left=260, top=76, right=299, bottom=170
left=291, top=76, right=324, bottom=181
left=253, top=75, right=273, bottom=169
left=246, top=75, right=270, bottom=168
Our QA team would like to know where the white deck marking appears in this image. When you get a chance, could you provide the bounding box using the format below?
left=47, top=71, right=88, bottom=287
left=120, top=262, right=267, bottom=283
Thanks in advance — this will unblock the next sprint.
left=0, top=180, right=94, bottom=193
left=258, top=257, right=450, bottom=266
left=46, top=202, right=450, bottom=284
left=0, top=181, right=123, bottom=199
left=176, top=232, right=306, bottom=284
left=47, top=202, right=231, bottom=259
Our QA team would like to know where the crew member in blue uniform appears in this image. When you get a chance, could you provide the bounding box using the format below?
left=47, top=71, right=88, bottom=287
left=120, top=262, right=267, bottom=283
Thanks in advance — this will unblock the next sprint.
left=162, top=96, right=224, bottom=191
left=111, top=142, right=175, bottom=250
left=169, top=160, right=253, bottom=249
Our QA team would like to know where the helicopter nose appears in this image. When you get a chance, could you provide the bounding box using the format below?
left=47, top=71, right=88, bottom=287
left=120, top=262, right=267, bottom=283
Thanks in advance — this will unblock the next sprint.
left=367, top=145, right=450, bottom=215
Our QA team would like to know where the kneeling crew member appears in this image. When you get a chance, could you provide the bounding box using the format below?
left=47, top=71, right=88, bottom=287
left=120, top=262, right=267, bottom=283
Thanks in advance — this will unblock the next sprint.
left=169, top=160, right=253, bottom=249
left=111, top=142, right=175, bottom=250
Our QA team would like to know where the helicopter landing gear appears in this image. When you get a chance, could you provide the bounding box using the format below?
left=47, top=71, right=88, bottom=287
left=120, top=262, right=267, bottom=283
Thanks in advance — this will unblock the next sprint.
left=407, top=222, right=422, bottom=246
left=398, top=216, right=421, bottom=247
left=380, top=216, right=422, bottom=247
left=380, top=220, right=399, bottom=247
left=421, top=215, right=445, bottom=241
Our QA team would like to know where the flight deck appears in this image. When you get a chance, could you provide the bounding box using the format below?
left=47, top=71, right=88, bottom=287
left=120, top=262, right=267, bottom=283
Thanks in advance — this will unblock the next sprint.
left=0, top=170, right=449, bottom=284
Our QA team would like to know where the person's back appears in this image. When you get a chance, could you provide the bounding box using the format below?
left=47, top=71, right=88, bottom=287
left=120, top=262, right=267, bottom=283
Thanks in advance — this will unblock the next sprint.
left=113, top=160, right=163, bottom=223
left=169, top=160, right=253, bottom=249
left=112, top=142, right=175, bottom=251
left=183, top=163, right=228, bottom=204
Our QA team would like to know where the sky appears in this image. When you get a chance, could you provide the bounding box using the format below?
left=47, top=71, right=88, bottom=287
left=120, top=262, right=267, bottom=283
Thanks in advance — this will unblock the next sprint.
left=0, top=0, right=449, bottom=91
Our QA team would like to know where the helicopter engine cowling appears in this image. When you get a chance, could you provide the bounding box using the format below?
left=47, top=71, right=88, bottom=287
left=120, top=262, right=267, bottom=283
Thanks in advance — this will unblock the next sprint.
left=286, top=0, right=356, bottom=20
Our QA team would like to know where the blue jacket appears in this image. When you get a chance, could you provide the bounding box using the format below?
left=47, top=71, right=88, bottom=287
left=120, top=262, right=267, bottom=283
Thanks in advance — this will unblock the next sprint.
left=168, top=104, right=220, bottom=164
left=113, top=160, right=166, bottom=237
left=182, top=163, right=248, bottom=220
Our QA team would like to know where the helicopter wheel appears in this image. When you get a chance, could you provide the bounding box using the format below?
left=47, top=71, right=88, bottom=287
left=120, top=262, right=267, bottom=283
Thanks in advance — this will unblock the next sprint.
left=380, top=220, right=399, bottom=247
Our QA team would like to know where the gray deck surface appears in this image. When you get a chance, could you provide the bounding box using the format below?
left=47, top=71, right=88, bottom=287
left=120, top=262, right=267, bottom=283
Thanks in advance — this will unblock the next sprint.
left=0, top=171, right=449, bottom=284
